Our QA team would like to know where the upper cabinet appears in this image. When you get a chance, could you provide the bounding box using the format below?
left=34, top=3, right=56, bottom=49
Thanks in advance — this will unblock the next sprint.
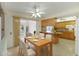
left=41, top=18, right=57, bottom=32
left=55, top=20, right=75, bottom=29
left=41, top=18, right=56, bottom=27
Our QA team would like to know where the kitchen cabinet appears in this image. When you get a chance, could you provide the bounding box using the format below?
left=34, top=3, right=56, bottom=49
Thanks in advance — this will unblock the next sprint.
left=41, top=18, right=56, bottom=31
left=57, top=31, right=75, bottom=40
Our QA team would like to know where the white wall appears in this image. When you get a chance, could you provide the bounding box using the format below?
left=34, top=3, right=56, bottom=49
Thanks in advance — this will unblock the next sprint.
left=75, top=17, right=79, bottom=55
left=0, top=17, right=1, bottom=42
left=0, top=38, right=7, bottom=56
left=5, top=14, right=13, bottom=48
left=0, top=16, right=7, bottom=56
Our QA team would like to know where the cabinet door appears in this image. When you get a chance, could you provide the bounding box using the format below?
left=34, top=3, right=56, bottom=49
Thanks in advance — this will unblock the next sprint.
left=61, top=32, right=75, bottom=40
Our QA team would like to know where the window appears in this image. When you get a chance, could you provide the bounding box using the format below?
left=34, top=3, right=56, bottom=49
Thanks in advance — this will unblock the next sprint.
left=46, top=26, right=54, bottom=33
left=20, top=19, right=36, bottom=38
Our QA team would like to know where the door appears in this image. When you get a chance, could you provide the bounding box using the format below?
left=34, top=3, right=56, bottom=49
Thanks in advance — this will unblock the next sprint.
left=13, top=16, right=20, bottom=47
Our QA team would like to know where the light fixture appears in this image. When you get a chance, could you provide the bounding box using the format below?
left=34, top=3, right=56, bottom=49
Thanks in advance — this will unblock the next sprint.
left=31, top=3, right=44, bottom=18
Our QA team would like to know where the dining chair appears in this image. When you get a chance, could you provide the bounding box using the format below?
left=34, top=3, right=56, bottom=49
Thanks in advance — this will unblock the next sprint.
left=39, top=33, right=45, bottom=39
left=26, top=32, right=32, bottom=37
left=24, top=38, right=35, bottom=51
left=19, top=39, right=35, bottom=56
left=19, top=40, right=24, bottom=55
left=45, top=34, right=52, bottom=40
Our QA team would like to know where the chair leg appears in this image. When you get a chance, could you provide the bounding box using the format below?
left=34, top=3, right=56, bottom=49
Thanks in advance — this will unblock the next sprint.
left=18, top=47, right=22, bottom=56
left=18, top=47, right=20, bottom=56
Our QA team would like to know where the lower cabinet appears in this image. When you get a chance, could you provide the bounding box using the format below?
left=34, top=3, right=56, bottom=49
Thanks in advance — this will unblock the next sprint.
left=57, top=31, right=75, bottom=40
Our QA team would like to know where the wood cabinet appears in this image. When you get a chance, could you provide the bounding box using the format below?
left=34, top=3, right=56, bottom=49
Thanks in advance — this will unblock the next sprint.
left=55, top=20, right=75, bottom=29
left=54, top=20, right=75, bottom=40
left=57, top=31, right=75, bottom=40
left=41, top=18, right=57, bottom=31
left=41, top=19, right=56, bottom=26
left=41, top=18, right=75, bottom=41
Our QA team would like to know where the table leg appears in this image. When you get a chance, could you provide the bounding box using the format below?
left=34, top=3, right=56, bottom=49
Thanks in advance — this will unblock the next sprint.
left=48, top=43, right=52, bottom=56
left=50, top=43, right=52, bottom=56
left=35, top=47, right=41, bottom=56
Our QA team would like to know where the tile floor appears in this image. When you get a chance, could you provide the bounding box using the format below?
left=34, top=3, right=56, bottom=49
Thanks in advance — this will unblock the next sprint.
left=7, top=46, right=19, bottom=56
left=7, top=39, right=75, bottom=56
left=53, top=39, right=75, bottom=56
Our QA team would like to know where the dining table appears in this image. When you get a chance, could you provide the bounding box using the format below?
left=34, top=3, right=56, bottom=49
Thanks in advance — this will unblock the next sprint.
left=25, top=37, right=53, bottom=56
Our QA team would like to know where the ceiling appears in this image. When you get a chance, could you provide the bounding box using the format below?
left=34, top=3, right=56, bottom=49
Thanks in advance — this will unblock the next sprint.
left=1, top=2, right=79, bottom=19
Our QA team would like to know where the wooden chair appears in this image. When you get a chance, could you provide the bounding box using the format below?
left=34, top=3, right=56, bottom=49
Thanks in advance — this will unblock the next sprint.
left=19, top=39, right=35, bottom=56
left=45, top=34, right=52, bottom=41
left=26, top=33, right=32, bottom=37
left=19, top=40, right=24, bottom=55
left=24, top=38, right=35, bottom=51
left=39, top=33, right=45, bottom=39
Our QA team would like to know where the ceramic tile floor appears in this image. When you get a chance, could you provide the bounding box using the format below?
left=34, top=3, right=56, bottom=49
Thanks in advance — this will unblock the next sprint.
left=7, top=39, right=75, bottom=56
left=7, top=46, right=19, bottom=56
left=53, top=39, right=75, bottom=56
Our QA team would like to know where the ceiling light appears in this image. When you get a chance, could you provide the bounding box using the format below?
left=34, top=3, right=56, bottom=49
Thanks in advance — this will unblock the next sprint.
left=31, top=3, right=44, bottom=18
left=36, top=8, right=39, bottom=12
left=36, top=13, right=41, bottom=17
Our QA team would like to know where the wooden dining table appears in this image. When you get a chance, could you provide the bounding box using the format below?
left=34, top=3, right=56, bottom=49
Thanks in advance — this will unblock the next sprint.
left=25, top=37, right=53, bottom=56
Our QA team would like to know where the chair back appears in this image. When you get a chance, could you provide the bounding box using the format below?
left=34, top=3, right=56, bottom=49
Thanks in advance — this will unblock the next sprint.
left=26, top=33, right=32, bottom=37
left=45, top=34, right=52, bottom=40
left=19, top=39, right=28, bottom=55
left=39, top=33, right=45, bottom=39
